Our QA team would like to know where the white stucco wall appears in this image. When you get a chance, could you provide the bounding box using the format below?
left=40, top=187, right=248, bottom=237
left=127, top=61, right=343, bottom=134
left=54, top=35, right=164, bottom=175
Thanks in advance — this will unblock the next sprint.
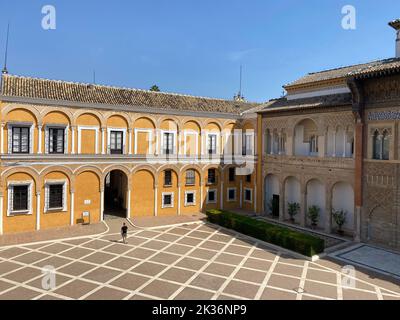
left=332, top=182, right=354, bottom=230
left=285, top=177, right=301, bottom=222
left=306, top=179, right=326, bottom=228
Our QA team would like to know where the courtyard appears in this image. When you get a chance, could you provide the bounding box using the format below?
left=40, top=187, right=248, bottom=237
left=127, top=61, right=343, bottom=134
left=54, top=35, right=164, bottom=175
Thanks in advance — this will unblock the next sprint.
left=0, top=219, right=399, bottom=300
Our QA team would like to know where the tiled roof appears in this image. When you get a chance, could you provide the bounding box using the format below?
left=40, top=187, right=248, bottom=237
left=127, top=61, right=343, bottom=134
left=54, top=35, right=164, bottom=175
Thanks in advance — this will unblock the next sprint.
left=258, top=93, right=352, bottom=113
left=284, top=58, right=400, bottom=88
left=0, top=74, right=260, bottom=115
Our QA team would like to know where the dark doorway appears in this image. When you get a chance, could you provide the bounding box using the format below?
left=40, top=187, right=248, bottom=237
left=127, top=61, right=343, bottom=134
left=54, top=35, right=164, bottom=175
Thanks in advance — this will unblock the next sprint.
left=104, top=170, right=128, bottom=219
left=272, top=194, right=280, bottom=218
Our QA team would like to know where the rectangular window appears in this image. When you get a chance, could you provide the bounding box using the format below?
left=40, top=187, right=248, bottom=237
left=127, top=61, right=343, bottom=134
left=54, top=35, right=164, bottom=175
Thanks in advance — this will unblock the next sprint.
left=229, top=168, right=236, bottom=182
left=242, top=133, right=253, bottom=156
left=12, top=185, right=29, bottom=211
left=244, top=189, right=252, bottom=203
left=246, top=174, right=251, bottom=183
left=49, top=128, right=65, bottom=154
left=185, top=191, right=196, bottom=206
left=164, top=170, right=172, bottom=186
left=110, top=131, right=123, bottom=154
left=186, top=170, right=195, bottom=186
left=208, top=134, right=217, bottom=155
left=163, top=132, right=174, bottom=155
left=162, top=193, right=174, bottom=208
left=208, top=169, right=216, bottom=184
left=207, top=190, right=217, bottom=204
left=12, top=127, right=30, bottom=154
left=48, top=184, right=64, bottom=209
left=227, top=188, right=236, bottom=201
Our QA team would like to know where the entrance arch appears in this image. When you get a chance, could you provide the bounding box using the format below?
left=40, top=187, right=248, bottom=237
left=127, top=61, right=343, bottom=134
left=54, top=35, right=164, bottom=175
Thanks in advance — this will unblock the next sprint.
left=104, top=170, right=128, bottom=219
left=264, top=174, right=280, bottom=217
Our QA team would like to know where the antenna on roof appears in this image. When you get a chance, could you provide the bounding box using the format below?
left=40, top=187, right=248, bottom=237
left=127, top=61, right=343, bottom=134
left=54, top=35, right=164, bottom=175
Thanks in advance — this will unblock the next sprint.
left=234, top=65, right=245, bottom=102
left=2, top=22, right=10, bottom=74
left=93, top=70, right=96, bottom=84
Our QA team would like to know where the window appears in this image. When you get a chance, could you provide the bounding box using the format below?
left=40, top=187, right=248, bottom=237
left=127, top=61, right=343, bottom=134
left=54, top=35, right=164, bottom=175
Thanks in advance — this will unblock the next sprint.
left=278, top=134, right=286, bottom=155
left=227, top=188, right=236, bottom=201
left=186, top=170, right=195, bottom=186
left=12, top=127, right=30, bottom=154
left=229, top=168, right=235, bottom=182
left=246, top=174, right=251, bottom=183
left=208, top=134, right=217, bottom=155
left=162, top=193, right=174, bottom=208
left=48, top=128, right=65, bottom=154
left=244, top=188, right=252, bottom=203
left=163, top=132, right=174, bottom=155
left=164, top=170, right=172, bottom=186
left=373, top=130, right=390, bottom=160
left=48, top=184, right=63, bottom=209
left=242, top=133, right=253, bottom=156
left=309, top=135, right=318, bottom=154
left=110, top=131, right=123, bottom=154
left=208, top=169, right=216, bottom=184
left=207, top=190, right=217, bottom=204
left=8, top=182, right=32, bottom=215
left=185, top=191, right=196, bottom=206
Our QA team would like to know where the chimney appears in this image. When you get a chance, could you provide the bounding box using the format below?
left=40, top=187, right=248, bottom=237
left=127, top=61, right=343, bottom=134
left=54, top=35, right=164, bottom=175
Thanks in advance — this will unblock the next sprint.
left=389, top=19, right=400, bottom=58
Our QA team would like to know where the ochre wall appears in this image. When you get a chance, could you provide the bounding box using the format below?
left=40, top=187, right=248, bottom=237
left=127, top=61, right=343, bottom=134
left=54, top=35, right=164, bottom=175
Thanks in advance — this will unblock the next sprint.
left=75, top=171, right=101, bottom=224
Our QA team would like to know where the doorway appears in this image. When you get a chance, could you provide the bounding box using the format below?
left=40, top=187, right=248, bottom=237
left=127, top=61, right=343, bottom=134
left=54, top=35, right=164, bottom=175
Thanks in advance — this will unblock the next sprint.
left=104, top=170, right=128, bottom=219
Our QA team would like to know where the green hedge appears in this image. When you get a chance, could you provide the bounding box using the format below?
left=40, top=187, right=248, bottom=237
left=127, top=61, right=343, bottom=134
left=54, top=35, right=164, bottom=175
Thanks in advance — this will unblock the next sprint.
left=206, top=209, right=325, bottom=257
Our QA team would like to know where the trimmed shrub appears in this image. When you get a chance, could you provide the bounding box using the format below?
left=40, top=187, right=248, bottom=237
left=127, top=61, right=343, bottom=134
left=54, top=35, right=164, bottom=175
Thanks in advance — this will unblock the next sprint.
left=206, top=209, right=324, bottom=257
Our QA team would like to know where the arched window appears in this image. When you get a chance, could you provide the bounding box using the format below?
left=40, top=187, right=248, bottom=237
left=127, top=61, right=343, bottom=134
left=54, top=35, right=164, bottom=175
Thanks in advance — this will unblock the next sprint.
left=309, top=135, right=318, bottom=154
left=278, top=133, right=287, bottom=155
left=373, top=129, right=390, bottom=160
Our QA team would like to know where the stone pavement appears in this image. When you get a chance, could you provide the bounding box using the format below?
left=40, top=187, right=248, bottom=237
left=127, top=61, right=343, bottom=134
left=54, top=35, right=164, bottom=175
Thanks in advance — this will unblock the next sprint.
left=0, top=218, right=399, bottom=300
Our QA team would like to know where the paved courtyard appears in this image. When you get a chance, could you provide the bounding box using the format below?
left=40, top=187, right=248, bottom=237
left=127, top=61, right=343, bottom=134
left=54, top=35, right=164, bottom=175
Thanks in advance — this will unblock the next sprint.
left=0, top=220, right=399, bottom=300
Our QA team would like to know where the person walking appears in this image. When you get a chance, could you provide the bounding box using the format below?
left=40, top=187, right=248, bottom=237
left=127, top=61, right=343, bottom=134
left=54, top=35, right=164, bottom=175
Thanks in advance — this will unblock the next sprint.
left=121, top=223, right=128, bottom=244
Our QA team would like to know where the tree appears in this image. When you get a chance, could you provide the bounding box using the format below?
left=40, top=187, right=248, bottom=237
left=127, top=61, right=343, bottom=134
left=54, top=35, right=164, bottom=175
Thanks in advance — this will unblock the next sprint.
left=150, top=85, right=160, bottom=92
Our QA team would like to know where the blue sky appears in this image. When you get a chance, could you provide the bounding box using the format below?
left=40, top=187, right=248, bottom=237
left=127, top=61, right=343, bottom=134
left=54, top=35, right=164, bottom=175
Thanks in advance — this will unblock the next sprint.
left=0, top=0, right=400, bottom=102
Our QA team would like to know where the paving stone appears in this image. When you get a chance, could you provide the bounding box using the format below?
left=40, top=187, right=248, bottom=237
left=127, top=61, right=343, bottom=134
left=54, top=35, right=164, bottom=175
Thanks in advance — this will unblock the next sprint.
left=58, top=261, right=96, bottom=276
left=223, top=280, right=259, bottom=299
left=0, top=287, right=41, bottom=300
left=176, top=257, right=208, bottom=271
left=54, top=280, right=98, bottom=299
left=131, top=262, right=166, bottom=277
left=106, top=257, right=141, bottom=270
left=260, top=287, right=297, bottom=300
left=140, top=280, right=181, bottom=299
left=175, top=287, right=214, bottom=300
left=84, top=287, right=130, bottom=300
left=110, top=273, right=150, bottom=291
left=159, top=268, right=196, bottom=283
left=190, top=274, right=225, bottom=291
left=204, top=263, right=235, bottom=277
left=83, top=267, right=121, bottom=283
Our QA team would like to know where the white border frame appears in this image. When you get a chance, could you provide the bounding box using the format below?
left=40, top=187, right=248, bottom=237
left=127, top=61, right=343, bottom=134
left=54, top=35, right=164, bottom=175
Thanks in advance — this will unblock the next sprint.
left=206, top=132, right=219, bottom=155
left=77, top=126, right=99, bottom=154
left=184, top=190, right=196, bottom=207
left=7, top=180, right=33, bottom=216
left=160, top=130, right=177, bottom=155
left=243, top=131, right=255, bottom=156
left=206, top=189, right=217, bottom=204
left=45, top=124, right=69, bottom=155
left=227, top=187, right=237, bottom=202
left=244, top=188, right=253, bottom=203
left=107, top=127, right=127, bottom=155
left=183, top=130, right=199, bottom=156
left=162, top=192, right=174, bottom=208
left=7, top=122, right=34, bottom=154
left=134, top=128, right=153, bottom=155
left=44, top=179, right=68, bottom=213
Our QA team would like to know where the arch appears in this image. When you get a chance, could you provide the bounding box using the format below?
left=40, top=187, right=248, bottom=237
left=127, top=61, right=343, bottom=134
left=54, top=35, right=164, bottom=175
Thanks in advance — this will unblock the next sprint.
left=183, top=119, right=202, bottom=132
left=306, top=179, right=326, bottom=229
left=1, top=167, right=40, bottom=191
left=134, top=116, right=156, bottom=129
left=204, top=120, right=222, bottom=132
left=3, top=105, right=41, bottom=124
left=264, top=174, right=280, bottom=217
left=284, top=176, right=301, bottom=223
left=159, top=118, right=179, bottom=132
left=132, top=169, right=156, bottom=217
left=103, top=169, right=129, bottom=219
left=38, top=166, right=74, bottom=187
left=102, top=165, right=131, bottom=183
left=180, top=164, right=204, bottom=182
left=106, top=113, right=130, bottom=128
left=42, top=109, right=73, bottom=126
left=294, top=118, right=319, bottom=156
left=158, top=115, right=181, bottom=131
left=73, top=110, right=105, bottom=127
left=73, top=166, right=103, bottom=191
left=332, top=182, right=355, bottom=231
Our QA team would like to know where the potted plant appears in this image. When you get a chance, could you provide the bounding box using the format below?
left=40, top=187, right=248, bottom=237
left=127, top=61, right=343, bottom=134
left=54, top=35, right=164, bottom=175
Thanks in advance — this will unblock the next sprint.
left=307, top=205, right=320, bottom=229
left=332, top=209, right=347, bottom=236
left=287, top=202, right=300, bottom=223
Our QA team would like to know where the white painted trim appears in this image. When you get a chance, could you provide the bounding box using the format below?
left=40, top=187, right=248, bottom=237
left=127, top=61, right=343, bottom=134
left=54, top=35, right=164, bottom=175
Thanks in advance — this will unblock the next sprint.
left=7, top=181, right=33, bottom=216
left=244, top=187, right=253, bottom=203
left=100, top=191, right=104, bottom=221
left=126, top=189, right=131, bottom=219
left=206, top=189, right=217, bottom=204
left=183, top=130, right=199, bottom=156
left=184, top=190, right=196, bottom=207
left=44, top=124, right=69, bottom=155
left=0, top=195, right=3, bottom=235
left=37, top=125, right=43, bottom=154
left=287, top=86, right=350, bottom=101
left=206, top=132, right=219, bottom=155
left=71, top=126, right=76, bottom=154
left=134, top=128, right=153, bottom=155
left=107, top=127, right=127, bottom=155
left=227, top=187, right=237, bottom=202
left=154, top=186, right=158, bottom=216
left=70, top=191, right=74, bottom=226
left=36, top=192, right=41, bottom=230
left=161, top=192, right=174, bottom=208
left=77, top=126, right=99, bottom=154
left=7, top=122, right=34, bottom=154
left=44, top=179, right=68, bottom=213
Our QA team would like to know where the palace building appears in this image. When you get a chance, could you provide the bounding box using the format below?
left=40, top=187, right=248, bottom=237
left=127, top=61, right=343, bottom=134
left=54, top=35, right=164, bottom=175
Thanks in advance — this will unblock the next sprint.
left=1, top=19, right=400, bottom=251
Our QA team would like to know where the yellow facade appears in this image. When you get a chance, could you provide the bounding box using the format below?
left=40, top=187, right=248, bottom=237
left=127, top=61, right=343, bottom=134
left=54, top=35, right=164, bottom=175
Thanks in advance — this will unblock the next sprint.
left=0, top=101, right=258, bottom=235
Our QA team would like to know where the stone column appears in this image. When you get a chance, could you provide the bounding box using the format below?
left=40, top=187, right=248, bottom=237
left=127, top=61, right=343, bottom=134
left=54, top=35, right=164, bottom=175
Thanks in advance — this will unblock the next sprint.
left=270, top=132, right=274, bottom=155
left=286, top=134, right=294, bottom=156
left=354, top=206, right=362, bottom=242
left=279, top=182, right=285, bottom=221
left=0, top=193, right=3, bottom=235
left=126, top=189, right=131, bottom=219
left=100, top=189, right=104, bottom=221
left=333, top=130, right=337, bottom=157
left=101, top=127, right=106, bottom=155
left=71, top=126, right=76, bottom=154
left=37, top=125, right=43, bottom=154
left=325, top=187, right=332, bottom=233
left=154, top=185, right=158, bottom=217
left=0, top=123, right=4, bottom=154
left=70, top=190, right=75, bottom=226
left=178, top=183, right=181, bottom=216
left=200, top=179, right=204, bottom=211
left=300, top=187, right=307, bottom=227
left=128, top=129, right=133, bottom=155
left=36, top=192, right=41, bottom=231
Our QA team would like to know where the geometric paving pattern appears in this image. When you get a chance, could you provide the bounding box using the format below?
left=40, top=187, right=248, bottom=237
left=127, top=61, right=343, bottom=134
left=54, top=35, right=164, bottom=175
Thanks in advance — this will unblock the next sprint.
left=0, top=222, right=400, bottom=300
